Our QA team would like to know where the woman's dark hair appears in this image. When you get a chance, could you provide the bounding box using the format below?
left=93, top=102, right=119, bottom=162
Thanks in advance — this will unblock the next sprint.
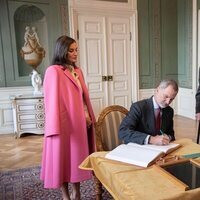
left=51, top=35, right=76, bottom=67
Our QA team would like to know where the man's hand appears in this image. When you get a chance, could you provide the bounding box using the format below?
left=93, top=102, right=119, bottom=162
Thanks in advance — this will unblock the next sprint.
left=196, top=113, right=200, bottom=121
left=149, top=135, right=170, bottom=145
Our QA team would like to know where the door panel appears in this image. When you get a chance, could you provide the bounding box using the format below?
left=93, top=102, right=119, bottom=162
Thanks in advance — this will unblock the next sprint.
left=78, top=15, right=108, bottom=117
left=107, top=17, right=131, bottom=107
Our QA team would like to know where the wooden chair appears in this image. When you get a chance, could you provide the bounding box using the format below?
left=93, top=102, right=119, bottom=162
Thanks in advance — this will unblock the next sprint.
left=93, top=105, right=128, bottom=199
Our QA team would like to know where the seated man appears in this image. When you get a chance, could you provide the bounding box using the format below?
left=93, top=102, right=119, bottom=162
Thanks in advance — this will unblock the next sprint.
left=195, top=68, right=200, bottom=121
left=119, top=79, right=178, bottom=145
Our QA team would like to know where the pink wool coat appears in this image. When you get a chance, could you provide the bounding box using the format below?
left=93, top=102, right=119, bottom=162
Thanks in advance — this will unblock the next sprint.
left=40, top=65, right=96, bottom=188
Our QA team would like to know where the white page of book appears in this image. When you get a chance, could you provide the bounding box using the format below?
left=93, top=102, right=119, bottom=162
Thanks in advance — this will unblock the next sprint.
left=127, top=142, right=180, bottom=154
left=105, top=144, right=163, bottom=167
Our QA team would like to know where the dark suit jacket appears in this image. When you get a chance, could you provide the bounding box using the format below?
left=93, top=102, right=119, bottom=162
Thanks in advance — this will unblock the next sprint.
left=118, top=97, right=175, bottom=144
left=196, top=69, right=200, bottom=113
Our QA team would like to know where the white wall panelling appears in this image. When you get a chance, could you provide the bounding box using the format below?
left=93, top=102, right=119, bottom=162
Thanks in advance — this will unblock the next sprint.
left=177, top=88, right=195, bottom=119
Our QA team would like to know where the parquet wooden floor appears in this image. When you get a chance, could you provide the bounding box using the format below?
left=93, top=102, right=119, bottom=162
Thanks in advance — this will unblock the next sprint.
left=0, top=115, right=199, bottom=172
left=0, top=134, right=43, bottom=171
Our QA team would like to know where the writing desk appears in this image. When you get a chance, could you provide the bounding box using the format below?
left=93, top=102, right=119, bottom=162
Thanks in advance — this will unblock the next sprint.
left=80, top=139, right=200, bottom=200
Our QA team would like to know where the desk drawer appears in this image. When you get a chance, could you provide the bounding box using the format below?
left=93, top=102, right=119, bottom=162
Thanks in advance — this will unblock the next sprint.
left=16, top=99, right=44, bottom=112
left=19, top=121, right=45, bottom=130
left=17, top=103, right=44, bottom=112
left=17, top=112, right=45, bottom=122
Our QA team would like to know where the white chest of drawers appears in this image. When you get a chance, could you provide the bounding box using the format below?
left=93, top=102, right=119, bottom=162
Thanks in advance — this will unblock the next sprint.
left=10, top=95, right=45, bottom=138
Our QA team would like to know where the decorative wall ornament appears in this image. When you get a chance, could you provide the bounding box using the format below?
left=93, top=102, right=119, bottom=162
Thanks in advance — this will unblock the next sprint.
left=31, top=69, right=42, bottom=95
left=20, top=26, right=45, bottom=95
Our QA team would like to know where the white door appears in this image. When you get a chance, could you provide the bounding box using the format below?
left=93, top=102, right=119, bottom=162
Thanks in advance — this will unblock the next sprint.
left=78, top=14, right=132, bottom=117
left=106, top=17, right=131, bottom=106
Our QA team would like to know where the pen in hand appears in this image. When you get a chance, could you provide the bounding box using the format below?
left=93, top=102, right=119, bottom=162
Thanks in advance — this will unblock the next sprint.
left=160, top=129, right=170, bottom=145
left=160, top=129, right=165, bottom=136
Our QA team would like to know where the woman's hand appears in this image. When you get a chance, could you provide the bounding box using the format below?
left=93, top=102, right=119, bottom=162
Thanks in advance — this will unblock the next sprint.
left=86, top=117, right=92, bottom=129
left=196, top=113, right=200, bottom=121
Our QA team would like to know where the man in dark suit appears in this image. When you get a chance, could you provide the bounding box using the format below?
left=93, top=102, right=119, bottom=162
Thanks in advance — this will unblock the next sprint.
left=195, top=69, right=200, bottom=120
left=195, top=71, right=200, bottom=143
left=119, top=79, right=178, bottom=145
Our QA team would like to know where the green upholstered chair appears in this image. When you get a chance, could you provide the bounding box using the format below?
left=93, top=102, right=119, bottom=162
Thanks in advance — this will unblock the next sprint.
left=93, top=105, right=128, bottom=200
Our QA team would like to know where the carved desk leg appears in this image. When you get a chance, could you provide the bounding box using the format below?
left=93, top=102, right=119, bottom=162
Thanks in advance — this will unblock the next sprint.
left=93, top=173, right=103, bottom=200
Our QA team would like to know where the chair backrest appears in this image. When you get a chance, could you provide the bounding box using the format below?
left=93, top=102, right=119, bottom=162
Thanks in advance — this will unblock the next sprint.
left=95, top=105, right=128, bottom=151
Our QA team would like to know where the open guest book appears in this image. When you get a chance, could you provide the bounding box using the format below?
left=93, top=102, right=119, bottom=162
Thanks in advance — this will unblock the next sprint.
left=105, top=142, right=181, bottom=167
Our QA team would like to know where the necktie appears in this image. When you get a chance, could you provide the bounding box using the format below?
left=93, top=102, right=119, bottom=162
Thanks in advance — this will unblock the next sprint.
left=155, top=108, right=161, bottom=133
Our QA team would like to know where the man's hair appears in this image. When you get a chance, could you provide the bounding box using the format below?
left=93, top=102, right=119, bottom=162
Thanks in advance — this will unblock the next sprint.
left=158, top=79, right=178, bottom=92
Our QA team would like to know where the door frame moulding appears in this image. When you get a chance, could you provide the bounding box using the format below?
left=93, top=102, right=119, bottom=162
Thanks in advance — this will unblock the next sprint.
left=68, top=0, right=136, bottom=12
left=68, top=0, right=139, bottom=103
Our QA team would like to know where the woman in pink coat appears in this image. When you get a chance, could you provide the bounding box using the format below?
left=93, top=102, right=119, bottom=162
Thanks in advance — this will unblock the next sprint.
left=40, top=36, right=96, bottom=200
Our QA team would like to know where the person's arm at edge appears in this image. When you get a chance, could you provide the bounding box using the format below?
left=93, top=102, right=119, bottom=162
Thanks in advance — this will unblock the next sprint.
left=118, top=103, right=149, bottom=145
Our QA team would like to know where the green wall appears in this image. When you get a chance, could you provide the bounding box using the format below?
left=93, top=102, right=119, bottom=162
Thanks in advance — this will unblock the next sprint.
left=0, top=0, right=69, bottom=87
left=138, top=0, right=192, bottom=89
left=177, top=0, right=192, bottom=88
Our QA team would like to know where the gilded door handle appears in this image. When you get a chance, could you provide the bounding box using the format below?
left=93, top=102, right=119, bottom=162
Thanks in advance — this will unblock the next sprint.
left=107, top=75, right=113, bottom=81
left=102, top=76, right=107, bottom=81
